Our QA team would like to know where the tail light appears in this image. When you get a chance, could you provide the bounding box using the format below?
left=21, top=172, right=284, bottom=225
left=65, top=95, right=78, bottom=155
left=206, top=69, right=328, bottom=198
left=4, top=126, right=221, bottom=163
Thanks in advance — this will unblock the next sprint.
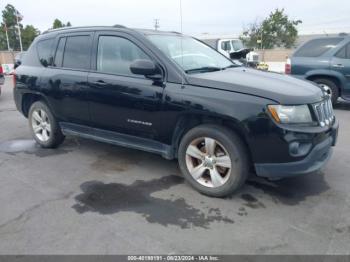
left=12, top=72, right=16, bottom=87
left=285, top=58, right=291, bottom=74
left=0, top=65, right=3, bottom=74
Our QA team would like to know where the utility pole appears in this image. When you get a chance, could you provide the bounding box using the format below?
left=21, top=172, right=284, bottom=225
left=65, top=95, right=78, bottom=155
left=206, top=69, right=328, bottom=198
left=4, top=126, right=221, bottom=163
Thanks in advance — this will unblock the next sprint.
left=154, top=19, right=160, bottom=31
left=15, top=9, right=23, bottom=52
left=4, top=23, right=10, bottom=51
left=260, top=30, right=264, bottom=62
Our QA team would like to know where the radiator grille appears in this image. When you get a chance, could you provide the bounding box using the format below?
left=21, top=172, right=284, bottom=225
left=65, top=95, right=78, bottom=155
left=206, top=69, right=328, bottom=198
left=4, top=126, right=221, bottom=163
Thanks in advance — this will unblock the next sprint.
left=312, top=98, right=334, bottom=127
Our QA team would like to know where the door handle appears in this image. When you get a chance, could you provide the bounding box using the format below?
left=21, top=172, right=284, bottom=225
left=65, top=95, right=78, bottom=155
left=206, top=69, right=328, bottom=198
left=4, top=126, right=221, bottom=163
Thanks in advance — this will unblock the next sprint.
left=92, top=80, right=108, bottom=87
left=332, top=64, right=344, bottom=68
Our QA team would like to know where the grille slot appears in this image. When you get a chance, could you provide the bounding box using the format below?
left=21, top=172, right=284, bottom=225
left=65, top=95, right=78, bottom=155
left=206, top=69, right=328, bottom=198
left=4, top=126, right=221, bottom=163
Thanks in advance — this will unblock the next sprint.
left=313, top=98, right=334, bottom=127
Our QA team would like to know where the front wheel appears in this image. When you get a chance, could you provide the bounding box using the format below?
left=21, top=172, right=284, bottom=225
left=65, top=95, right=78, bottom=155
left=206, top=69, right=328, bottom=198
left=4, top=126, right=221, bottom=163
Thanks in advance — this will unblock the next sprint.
left=313, top=78, right=339, bottom=105
left=28, top=101, right=65, bottom=148
left=178, top=125, right=249, bottom=197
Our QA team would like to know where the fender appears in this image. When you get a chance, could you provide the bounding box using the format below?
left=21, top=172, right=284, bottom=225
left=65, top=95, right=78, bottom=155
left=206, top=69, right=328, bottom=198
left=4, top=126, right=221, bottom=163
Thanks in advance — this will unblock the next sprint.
left=164, top=84, right=275, bottom=162
left=304, top=69, right=346, bottom=90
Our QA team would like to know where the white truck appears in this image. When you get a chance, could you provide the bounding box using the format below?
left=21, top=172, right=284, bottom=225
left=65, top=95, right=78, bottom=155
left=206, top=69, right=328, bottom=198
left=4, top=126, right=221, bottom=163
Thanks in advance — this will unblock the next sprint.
left=200, top=38, right=260, bottom=67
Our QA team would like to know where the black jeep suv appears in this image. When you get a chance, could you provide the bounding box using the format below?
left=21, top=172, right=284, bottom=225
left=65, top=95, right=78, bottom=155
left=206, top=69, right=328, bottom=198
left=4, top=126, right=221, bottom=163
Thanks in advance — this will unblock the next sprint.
left=14, top=26, right=338, bottom=197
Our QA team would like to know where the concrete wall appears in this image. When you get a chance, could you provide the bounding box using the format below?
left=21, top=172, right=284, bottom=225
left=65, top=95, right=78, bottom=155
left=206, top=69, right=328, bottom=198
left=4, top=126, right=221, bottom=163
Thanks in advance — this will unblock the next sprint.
left=256, top=49, right=294, bottom=62
left=0, top=51, right=19, bottom=64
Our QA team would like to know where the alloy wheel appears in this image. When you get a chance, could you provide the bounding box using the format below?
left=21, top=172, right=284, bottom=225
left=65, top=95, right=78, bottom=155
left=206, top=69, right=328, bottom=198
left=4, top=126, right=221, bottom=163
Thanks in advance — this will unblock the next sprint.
left=318, top=83, right=332, bottom=98
left=185, top=137, right=232, bottom=188
left=31, top=109, right=51, bottom=142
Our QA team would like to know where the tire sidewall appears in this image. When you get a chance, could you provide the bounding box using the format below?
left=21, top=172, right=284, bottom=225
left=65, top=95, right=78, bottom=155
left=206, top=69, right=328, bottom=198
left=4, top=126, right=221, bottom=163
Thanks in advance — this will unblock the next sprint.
left=314, top=78, right=339, bottom=104
left=178, top=125, right=248, bottom=197
left=28, top=101, right=63, bottom=148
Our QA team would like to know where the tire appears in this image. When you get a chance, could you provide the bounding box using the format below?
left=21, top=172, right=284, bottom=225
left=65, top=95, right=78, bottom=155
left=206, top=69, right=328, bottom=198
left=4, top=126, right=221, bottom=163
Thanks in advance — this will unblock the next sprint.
left=178, top=124, right=249, bottom=197
left=28, top=101, right=65, bottom=148
left=313, top=78, right=339, bottom=105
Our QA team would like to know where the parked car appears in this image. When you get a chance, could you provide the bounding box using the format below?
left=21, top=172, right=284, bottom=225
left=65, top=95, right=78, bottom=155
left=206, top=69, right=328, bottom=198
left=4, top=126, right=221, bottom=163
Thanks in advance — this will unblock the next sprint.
left=0, top=65, right=5, bottom=95
left=286, top=35, right=350, bottom=104
left=201, top=38, right=260, bottom=68
left=14, top=26, right=338, bottom=197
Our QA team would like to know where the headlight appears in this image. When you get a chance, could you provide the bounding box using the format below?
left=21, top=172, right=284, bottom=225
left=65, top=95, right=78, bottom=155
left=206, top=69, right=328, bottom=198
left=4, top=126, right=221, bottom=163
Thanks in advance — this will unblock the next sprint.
left=267, top=105, right=313, bottom=124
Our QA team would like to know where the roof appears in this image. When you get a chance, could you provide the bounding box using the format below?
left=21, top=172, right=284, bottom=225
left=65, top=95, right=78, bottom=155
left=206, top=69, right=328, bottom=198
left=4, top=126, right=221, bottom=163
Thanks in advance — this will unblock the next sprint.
left=296, top=33, right=350, bottom=47
left=42, top=25, right=183, bottom=37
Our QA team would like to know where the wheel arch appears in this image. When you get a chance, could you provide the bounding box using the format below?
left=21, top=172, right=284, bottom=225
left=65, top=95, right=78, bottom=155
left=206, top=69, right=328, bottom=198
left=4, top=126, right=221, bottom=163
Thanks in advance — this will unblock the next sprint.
left=21, top=92, right=51, bottom=118
left=170, top=114, right=254, bottom=170
left=305, top=72, right=344, bottom=96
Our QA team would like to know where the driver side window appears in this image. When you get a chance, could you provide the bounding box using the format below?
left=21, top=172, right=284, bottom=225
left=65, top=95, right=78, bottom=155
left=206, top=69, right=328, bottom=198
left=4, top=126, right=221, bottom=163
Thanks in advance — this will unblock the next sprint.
left=97, top=36, right=150, bottom=76
left=221, top=41, right=231, bottom=52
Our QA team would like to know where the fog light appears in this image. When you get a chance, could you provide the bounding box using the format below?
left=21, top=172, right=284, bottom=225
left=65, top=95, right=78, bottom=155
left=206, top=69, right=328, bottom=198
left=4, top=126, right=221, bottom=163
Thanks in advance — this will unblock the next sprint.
left=289, top=142, right=299, bottom=155
left=289, top=141, right=312, bottom=157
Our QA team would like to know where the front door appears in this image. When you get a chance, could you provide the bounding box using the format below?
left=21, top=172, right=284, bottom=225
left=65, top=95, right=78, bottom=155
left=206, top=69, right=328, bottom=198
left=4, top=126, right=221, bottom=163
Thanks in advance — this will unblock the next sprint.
left=87, top=32, right=165, bottom=140
left=331, top=42, right=350, bottom=98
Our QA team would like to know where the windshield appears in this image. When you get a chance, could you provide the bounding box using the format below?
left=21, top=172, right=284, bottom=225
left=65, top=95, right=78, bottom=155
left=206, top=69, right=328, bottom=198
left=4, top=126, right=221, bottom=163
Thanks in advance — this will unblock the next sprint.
left=231, top=40, right=244, bottom=51
left=147, top=34, right=235, bottom=73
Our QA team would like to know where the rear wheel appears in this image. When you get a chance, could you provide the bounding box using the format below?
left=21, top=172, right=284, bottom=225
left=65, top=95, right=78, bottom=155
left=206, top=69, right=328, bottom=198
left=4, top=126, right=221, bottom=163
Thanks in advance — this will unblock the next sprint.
left=28, top=101, right=65, bottom=148
left=313, top=78, right=339, bottom=105
left=178, top=125, right=249, bottom=197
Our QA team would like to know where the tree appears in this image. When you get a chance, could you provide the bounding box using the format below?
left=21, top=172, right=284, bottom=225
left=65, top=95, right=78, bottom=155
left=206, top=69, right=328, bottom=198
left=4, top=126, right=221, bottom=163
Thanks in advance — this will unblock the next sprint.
left=0, top=26, right=8, bottom=50
left=52, top=19, right=72, bottom=29
left=22, top=25, right=39, bottom=50
left=241, top=9, right=302, bottom=49
left=53, top=19, right=64, bottom=29
left=2, top=4, right=17, bottom=27
left=1, top=4, right=20, bottom=50
left=0, top=4, right=39, bottom=51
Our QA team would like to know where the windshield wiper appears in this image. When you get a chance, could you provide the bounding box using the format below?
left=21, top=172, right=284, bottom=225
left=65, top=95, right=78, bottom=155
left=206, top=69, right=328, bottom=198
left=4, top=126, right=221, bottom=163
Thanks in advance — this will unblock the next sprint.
left=185, top=66, right=222, bottom=74
left=222, top=64, right=239, bottom=69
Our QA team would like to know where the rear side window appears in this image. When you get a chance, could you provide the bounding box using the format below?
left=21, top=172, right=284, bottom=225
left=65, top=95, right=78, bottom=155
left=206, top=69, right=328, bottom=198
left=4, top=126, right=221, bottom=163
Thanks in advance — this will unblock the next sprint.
left=335, top=43, right=350, bottom=59
left=294, top=38, right=344, bottom=57
left=37, top=39, right=54, bottom=66
left=62, top=35, right=91, bottom=70
left=53, top=37, right=66, bottom=67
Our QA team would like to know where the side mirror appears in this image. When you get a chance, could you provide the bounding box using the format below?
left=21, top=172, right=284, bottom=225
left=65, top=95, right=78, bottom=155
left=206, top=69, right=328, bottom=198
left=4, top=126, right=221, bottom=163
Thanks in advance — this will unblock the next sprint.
left=130, top=59, right=162, bottom=81
left=14, top=60, right=21, bottom=69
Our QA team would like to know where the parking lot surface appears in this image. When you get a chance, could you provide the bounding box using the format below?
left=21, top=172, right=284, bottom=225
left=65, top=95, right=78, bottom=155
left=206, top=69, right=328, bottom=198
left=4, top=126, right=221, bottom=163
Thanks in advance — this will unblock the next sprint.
left=0, top=77, right=349, bottom=254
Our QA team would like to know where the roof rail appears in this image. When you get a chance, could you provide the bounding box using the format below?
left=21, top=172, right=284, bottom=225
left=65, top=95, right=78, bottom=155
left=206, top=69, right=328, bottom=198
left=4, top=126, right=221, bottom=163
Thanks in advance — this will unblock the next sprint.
left=42, top=26, right=96, bottom=34
left=42, top=25, right=128, bottom=34
left=113, top=24, right=127, bottom=28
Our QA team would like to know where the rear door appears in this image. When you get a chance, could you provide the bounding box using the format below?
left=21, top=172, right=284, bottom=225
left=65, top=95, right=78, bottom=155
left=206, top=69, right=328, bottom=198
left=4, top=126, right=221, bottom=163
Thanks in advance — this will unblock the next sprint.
left=87, top=31, right=165, bottom=140
left=331, top=42, right=350, bottom=97
left=44, top=32, right=93, bottom=125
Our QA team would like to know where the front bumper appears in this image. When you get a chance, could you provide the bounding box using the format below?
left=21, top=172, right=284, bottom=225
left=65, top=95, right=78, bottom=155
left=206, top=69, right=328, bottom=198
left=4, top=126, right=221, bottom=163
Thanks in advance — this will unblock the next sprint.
left=255, top=120, right=338, bottom=179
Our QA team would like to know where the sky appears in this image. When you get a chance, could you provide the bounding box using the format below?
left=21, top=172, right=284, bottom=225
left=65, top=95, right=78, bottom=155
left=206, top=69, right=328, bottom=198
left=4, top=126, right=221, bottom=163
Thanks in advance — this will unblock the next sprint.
left=1, top=0, right=350, bottom=36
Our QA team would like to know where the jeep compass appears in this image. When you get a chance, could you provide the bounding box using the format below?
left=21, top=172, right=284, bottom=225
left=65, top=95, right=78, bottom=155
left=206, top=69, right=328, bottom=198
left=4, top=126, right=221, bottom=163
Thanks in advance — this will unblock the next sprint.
left=14, top=26, right=338, bottom=197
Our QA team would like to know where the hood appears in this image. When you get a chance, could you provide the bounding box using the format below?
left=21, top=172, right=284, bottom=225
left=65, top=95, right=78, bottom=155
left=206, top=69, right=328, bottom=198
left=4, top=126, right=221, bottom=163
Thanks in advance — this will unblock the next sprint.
left=229, top=48, right=251, bottom=60
left=187, top=67, right=324, bottom=104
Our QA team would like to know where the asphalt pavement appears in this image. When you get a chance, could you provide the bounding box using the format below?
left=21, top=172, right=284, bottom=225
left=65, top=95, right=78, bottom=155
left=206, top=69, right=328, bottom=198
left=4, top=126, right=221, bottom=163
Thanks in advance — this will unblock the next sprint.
left=0, top=76, right=349, bottom=254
